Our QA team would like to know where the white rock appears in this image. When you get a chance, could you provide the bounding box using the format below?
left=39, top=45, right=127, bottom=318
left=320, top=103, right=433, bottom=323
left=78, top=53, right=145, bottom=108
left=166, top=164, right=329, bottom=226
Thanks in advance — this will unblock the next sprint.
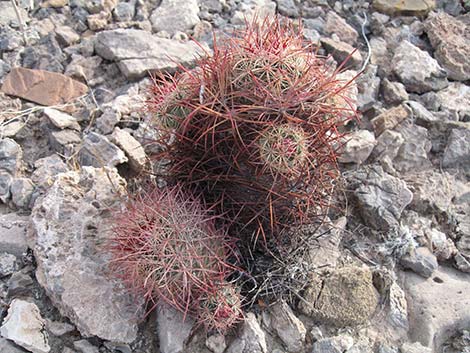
left=443, top=128, right=470, bottom=172
left=206, top=334, right=226, bottom=353
left=0, top=213, right=29, bottom=257
left=111, top=127, right=147, bottom=171
left=270, top=301, right=306, bottom=352
left=226, top=313, right=267, bottom=353
left=338, top=130, right=376, bottom=164
left=79, top=132, right=128, bottom=167
left=157, top=303, right=195, bottom=353
left=43, top=108, right=81, bottom=131
left=312, top=334, right=354, bottom=353
left=150, top=0, right=200, bottom=35
left=0, top=299, right=50, bottom=353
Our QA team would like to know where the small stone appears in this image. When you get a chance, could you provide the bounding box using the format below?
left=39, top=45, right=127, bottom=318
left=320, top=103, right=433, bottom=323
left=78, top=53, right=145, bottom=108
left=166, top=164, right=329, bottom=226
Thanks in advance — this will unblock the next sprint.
left=392, top=40, right=448, bottom=94
left=311, top=334, right=354, bottom=353
left=0, top=213, right=29, bottom=257
left=0, top=59, right=11, bottom=79
left=325, top=11, right=358, bottom=44
left=382, top=79, right=409, bottom=105
left=0, top=337, right=27, bottom=353
left=31, top=154, right=68, bottom=189
left=320, top=38, right=363, bottom=68
left=157, top=303, right=194, bottom=353
left=373, top=0, right=436, bottom=17
left=80, top=132, right=127, bottom=167
left=113, top=2, right=135, bottom=22
left=111, top=127, right=147, bottom=171
left=0, top=121, right=24, bottom=138
left=96, top=107, right=121, bottom=134
left=65, top=55, right=103, bottom=82
left=10, top=178, right=35, bottom=209
left=435, top=82, right=470, bottom=121
left=85, top=0, right=118, bottom=14
left=226, top=313, right=267, bottom=353
left=371, top=130, right=404, bottom=165
left=0, top=253, right=18, bottom=277
left=442, top=128, right=470, bottom=171
left=0, top=172, right=12, bottom=203
left=356, top=64, right=380, bottom=111
left=55, top=26, right=80, bottom=47
left=87, top=11, right=110, bottom=31
left=0, top=299, right=50, bottom=353
left=0, top=138, right=23, bottom=175
left=299, top=267, right=379, bottom=327
left=206, top=334, right=226, bottom=353
left=49, top=130, right=82, bottom=153
left=393, top=123, right=432, bottom=173
left=1, top=68, right=88, bottom=107
left=7, top=272, right=34, bottom=298
left=43, top=108, right=81, bottom=130
left=400, top=342, right=432, bottom=353
left=150, top=0, right=200, bottom=36
left=41, top=0, right=68, bottom=7
left=371, top=105, right=412, bottom=136
left=425, top=12, right=470, bottom=81
left=276, top=0, right=300, bottom=17
left=429, top=228, right=457, bottom=261
left=338, top=130, right=376, bottom=164
left=0, top=2, right=29, bottom=27
left=73, top=340, right=99, bottom=353
left=45, top=320, right=76, bottom=337
left=270, top=300, right=306, bottom=353
left=400, top=247, right=438, bottom=278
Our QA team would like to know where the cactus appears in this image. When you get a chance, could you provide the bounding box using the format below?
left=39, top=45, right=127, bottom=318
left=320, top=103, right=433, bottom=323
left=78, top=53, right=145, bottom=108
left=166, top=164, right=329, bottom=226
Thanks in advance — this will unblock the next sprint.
left=148, top=16, right=357, bottom=245
left=108, top=185, right=240, bottom=328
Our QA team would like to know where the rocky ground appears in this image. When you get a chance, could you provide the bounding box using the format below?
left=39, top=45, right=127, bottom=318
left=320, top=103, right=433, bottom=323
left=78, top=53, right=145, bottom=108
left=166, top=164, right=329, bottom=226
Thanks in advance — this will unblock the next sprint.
left=0, top=0, right=469, bottom=352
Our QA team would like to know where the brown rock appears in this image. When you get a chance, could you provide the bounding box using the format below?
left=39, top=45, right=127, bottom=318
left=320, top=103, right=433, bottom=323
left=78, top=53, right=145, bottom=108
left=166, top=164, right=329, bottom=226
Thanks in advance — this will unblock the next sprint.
left=324, top=11, right=358, bottom=44
left=425, top=12, right=470, bottom=81
left=1, top=68, right=88, bottom=107
left=371, top=105, right=412, bottom=136
left=373, top=0, right=436, bottom=17
left=320, top=38, right=363, bottom=68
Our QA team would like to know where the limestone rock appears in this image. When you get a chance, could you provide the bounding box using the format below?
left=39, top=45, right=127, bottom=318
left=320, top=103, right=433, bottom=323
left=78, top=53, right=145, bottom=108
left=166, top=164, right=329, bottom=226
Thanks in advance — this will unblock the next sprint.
left=373, top=0, right=436, bottom=17
left=95, top=29, right=208, bottom=79
left=1, top=68, right=88, bottom=107
left=338, top=130, right=376, bottom=164
left=426, top=12, right=470, bottom=81
left=299, top=267, right=379, bottom=326
left=443, top=128, right=470, bottom=172
left=0, top=299, right=50, bottom=353
left=43, top=108, right=81, bottom=131
left=111, top=127, right=147, bottom=171
left=30, top=167, right=141, bottom=342
left=270, top=301, right=306, bottom=353
left=392, top=41, right=448, bottom=94
left=150, top=0, right=200, bottom=35
left=226, top=313, right=267, bottom=353
left=0, top=252, right=18, bottom=276
left=157, top=303, right=195, bottom=353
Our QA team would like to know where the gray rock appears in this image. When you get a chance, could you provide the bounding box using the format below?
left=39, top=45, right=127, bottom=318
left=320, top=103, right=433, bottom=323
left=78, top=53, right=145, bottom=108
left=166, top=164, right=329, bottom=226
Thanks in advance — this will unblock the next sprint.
left=0, top=138, right=23, bottom=175
left=0, top=299, right=50, bottom=353
left=65, top=55, right=103, bottom=82
left=0, top=1, right=29, bottom=27
left=0, top=121, right=25, bottom=138
left=371, top=130, right=404, bottom=167
left=95, top=29, right=207, bottom=79
left=49, top=130, right=82, bottom=153
left=226, top=313, right=267, bottom=353
left=157, top=303, right=194, bottom=353
left=230, top=0, right=276, bottom=25
left=96, top=108, right=121, bottom=134
left=0, top=59, right=11, bottom=80
left=30, top=167, right=141, bottom=342
left=400, top=247, right=438, bottom=278
left=206, top=334, right=226, bottom=353
left=150, top=0, right=200, bottom=35
left=31, top=154, right=68, bottom=190
left=0, top=252, right=18, bottom=277
left=0, top=213, right=29, bottom=257
left=426, top=12, right=470, bottom=81
left=0, top=172, right=12, bottom=203
left=382, top=79, right=409, bottom=105
left=371, top=105, right=412, bottom=137
left=84, top=0, right=118, bottom=14
left=402, top=266, right=470, bottom=350
left=0, top=337, right=28, bottom=353
left=372, top=0, right=436, bottom=16
left=338, top=130, right=376, bottom=164
left=356, top=65, right=380, bottom=111
left=435, top=82, right=470, bottom=121
left=400, top=342, right=432, bottom=353
left=7, top=271, right=34, bottom=298
left=276, top=0, right=299, bottom=17
left=45, top=320, right=75, bottom=337
left=10, top=178, right=35, bottom=209
left=311, top=334, right=354, bottom=353
left=73, top=340, right=99, bottom=353
left=392, top=40, right=448, bottom=94
left=80, top=132, right=127, bottom=167
left=270, top=301, right=306, bottom=353
left=299, top=267, right=379, bottom=327
left=111, top=127, right=147, bottom=171
left=320, top=38, right=363, bottom=68
left=324, top=11, right=358, bottom=44
left=393, top=123, right=432, bottom=173
left=113, top=2, right=135, bottom=22
left=405, top=101, right=439, bottom=125
left=43, top=108, right=81, bottom=131
left=429, top=228, right=457, bottom=261
left=354, top=166, right=413, bottom=231
left=55, top=26, right=80, bottom=47
left=443, top=128, right=470, bottom=171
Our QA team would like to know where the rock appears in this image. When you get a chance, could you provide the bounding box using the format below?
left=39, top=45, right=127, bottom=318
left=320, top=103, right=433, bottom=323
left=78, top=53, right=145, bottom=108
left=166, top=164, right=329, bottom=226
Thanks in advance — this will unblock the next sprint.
left=49, top=130, right=82, bottom=153
left=425, top=12, right=470, bottom=81
left=0, top=59, right=11, bottom=79
left=382, top=79, right=409, bottom=105
left=400, top=247, right=438, bottom=278
left=270, top=301, right=306, bottom=353
left=226, top=313, right=267, bottom=353
left=299, top=267, right=379, bottom=326
left=429, top=228, right=457, bottom=261
left=45, top=320, right=75, bottom=337
left=373, top=0, right=436, bottom=17
left=0, top=121, right=25, bottom=138
left=371, top=130, right=404, bottom=167
left=353, top=166, right=413, bottom=231
left=111, top=127, right=147, bottom=171
left=230, top=0, right=276, bottom=25
left=400, top=342, right=432, bottom=353
left=55, top=26, right=80, bottom=47
left=402, top=266, right=470, bottom=350
left=0, top=2, right=29, bottom=27
left=442, top=128, right=470, bottom=171
left=393, top=123, right=432, bottom=173
left=150, top=0, right=200, bottom=35
left=7, top=271, right=34, bottom=298
left=1, top=68, right=88, bottom=107
left=95, top=29, right=208, bottom=79
left=0, top=252, right=18, bottom=277
left=43, top=108, right=81, bottom=131
left=0, top=299, right=50, bottom=353
left=311, top=334, right=354, bottom=353
left=85, top=0, right=118, bottom=14
left=31, top=154, right=68, bottom=189
left=10, top=178, right=35, bottom=209
left=79, top=132, right=127, bottom=167
left=276, top=0, right=299, bottom=17
left=73, top=340, right=100, bottom=353
left=320, top=38, right=363, bottom=68
left=371, top=105, right=412, bottom=136
left=87, top=11, right=110, bottom=31
left=356, top=65, right=380, bottom=112
left=392, top=40, right=448, bottom=94
left=30, top=167, right=141, bottom=342
left=113, top=2, right=135, bottom=22
left=0, top=172, right=12, bottom=202
left=157, top=303, right=194, bottom=353
left=338, top=130, right=376, bottom=164
left=0, top=138, right=23, bottom=175
left=206, top=334, right=226, bottom=353
left=0, top=337, right=28, bottom=353
left=96, top=107, right=121, bottom=134
left=65, top=55, right=103, bottom=82
left=325, top=11, right=358, bottom=44
left=434, top=83, right=470, bottom=121
left=0, top=213, right=29, bottom=257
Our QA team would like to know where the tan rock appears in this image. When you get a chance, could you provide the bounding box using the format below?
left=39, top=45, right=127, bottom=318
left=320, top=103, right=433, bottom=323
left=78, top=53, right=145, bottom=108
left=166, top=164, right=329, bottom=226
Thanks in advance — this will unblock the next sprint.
left=373, top=0, right=436, bottom=17
left=111, top=127, right=147, bottom=171
left=324, top=11, right=358, bottom=44
left=1, top=68, right=88, bottom=107
left=371, top=105, right=412, bottom=136
left=320, top=38, right=363, bottom=68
